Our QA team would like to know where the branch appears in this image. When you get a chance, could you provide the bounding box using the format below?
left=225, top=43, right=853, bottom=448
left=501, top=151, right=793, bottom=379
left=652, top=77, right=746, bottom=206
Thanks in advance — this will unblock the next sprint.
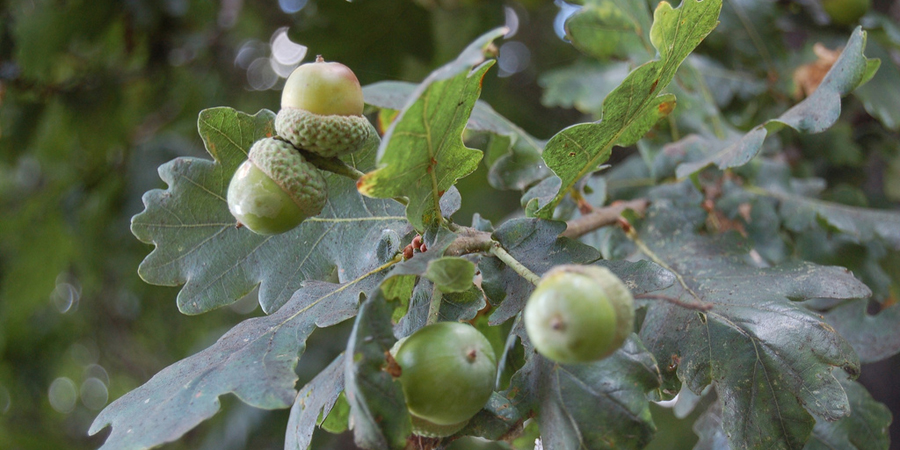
left=443, top=225, right=540, bottom=286
left=561, top=198, right=649, bottom=239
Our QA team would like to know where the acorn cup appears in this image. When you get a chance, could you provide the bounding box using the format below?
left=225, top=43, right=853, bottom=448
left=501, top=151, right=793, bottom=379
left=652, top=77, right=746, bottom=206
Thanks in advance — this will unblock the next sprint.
left=275, top=55, right=373, bottom=158
left=227, top=137, right=327, bottom=235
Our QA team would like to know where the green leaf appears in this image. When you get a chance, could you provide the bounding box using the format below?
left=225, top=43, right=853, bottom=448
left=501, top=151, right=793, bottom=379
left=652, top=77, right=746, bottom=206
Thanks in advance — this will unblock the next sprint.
left=487, top=136, right=549, bottom=191
left=717, top=181, right=790, bottom=263
left=458, top=392, right=524, bottom=440
left=823, top=300, right=900, bottom=364
left=521, top=176, right=564, bottom=218
left=364, top=81, right=542, bottom=158
left=88, top=268, right=387, bottom=450
left=676, top=28, right=880, bottom=178
left=131, top=107, right=409, bottom=314
left=636, top=185, right=872, bottom=449
left=381, top=227, right=486, bottom=335
left=397, top=281, right=485, bottom=338
left=425, top=256, right=476, bottom=293
left=565, top=0, right=652, bottom=61
left=537, top=0, right=722, bottom=218
left=361, top=81, right=418, bottom=110
left=803, top=376, right=892, bottom=450
left=507, top=334, right=661, bottom=449
left=470, top=101, right=548, bottom=191
left=357, top=28, right=506, bottom=231
left=286, top=355, right=345, bottom=450
left=362, top=79, right=548, bottom=191
left=760, top=187, right=900, bottom=251
left=662, top=58, right=745, bottom=139
left=344, top=289, right=410, bottom=450
left=320, top=393, right=350, bottom=435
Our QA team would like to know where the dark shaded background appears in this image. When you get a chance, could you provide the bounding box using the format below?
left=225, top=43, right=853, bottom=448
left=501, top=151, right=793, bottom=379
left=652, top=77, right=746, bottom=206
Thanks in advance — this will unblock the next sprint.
left=1, top=1, right=898, bottom=449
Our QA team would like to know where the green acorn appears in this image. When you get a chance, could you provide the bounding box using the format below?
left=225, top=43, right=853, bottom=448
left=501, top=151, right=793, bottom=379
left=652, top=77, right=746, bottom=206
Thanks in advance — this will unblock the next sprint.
left=275, top=56, right=372, bottom=158
left=393, top=322, right=497, bottom=437
left=524, top=265, right=634, bottom=364
left=227, top=137, right=327, bottom=235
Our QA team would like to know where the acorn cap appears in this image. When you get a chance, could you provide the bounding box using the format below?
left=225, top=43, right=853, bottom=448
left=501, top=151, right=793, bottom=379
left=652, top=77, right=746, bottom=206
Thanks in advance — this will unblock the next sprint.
left=248, top=137, right=327, bottom=218
left=275, top=107, right=373, bottom=158
left=542, top=265, right=635, bottom=353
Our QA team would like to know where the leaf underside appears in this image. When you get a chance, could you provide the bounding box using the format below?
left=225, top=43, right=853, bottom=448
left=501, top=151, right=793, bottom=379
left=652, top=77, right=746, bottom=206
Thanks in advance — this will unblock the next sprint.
left=131, top=107, right=409, bottom=315
left=285, top=354, right=346, bottom=450
left=89, top=269, right=388, bottom=450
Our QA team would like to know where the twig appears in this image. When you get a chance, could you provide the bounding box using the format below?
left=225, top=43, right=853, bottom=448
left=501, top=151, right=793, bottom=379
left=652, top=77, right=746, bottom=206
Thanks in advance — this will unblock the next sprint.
left=443, top=227, right=493, bottom=256
left=635, top=294, right=713, bottom=311
left=561, top=198, right=649, bottom=239
left=443, top=224, right=540, bottom=285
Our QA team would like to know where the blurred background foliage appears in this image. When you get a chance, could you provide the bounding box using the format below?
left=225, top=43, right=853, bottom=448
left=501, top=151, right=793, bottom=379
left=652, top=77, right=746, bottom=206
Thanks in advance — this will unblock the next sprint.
left=0, top=0, right=898, bottom=449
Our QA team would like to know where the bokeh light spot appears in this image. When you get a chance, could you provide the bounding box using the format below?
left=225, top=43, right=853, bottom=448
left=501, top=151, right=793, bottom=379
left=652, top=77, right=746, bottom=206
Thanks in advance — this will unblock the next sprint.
left=554, top=0, right=581, bottom=41
left=271, top=27, right=307, bottom=66
left=80, top=378, right=109, bottom=411
left=247, top=57, right=279, bottom=90
left=48, top=378, right=77, bottom=414
left=498, top=41, right=531, bottom=77
left=279, top=0, right=308, bottom=14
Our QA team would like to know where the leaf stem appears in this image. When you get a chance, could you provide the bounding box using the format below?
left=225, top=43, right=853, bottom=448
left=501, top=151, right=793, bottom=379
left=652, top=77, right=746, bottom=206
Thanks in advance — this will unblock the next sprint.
left=300, top=150, right=410, bottom=207
left=426, top=283, right=443, bottom=325
left=301, top=152, right=367, bottom=180
left=489, top=243, right=541, bottom=287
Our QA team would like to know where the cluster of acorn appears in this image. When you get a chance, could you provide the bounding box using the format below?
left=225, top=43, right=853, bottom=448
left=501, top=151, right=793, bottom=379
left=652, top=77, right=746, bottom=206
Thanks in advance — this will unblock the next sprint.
left=228, top=58, right=637, bottom=439
left=393, top=265, right=634, bottom=437
left=226, top=56, right=372, bottom=235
